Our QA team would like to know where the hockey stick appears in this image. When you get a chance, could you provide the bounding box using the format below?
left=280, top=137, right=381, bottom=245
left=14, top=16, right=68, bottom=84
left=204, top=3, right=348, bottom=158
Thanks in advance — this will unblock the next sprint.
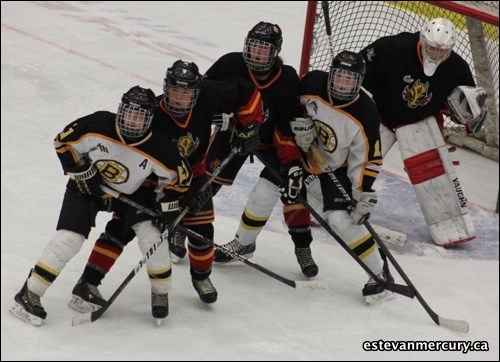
left=252, top=151, right=414, bottom=299
left=310, top=144, right=470, bottom=333
left=72, top=148, right=239, bottom=326
left=176, top=225, right=328, bottom=290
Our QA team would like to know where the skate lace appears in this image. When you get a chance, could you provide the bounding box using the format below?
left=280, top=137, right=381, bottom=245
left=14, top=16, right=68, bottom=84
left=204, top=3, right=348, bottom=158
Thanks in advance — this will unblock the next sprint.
left=226, top=239, right=246, bottom=253
left=172, top=231, right=186, bottom=247
left=151, top=292, right=168, bottom=307
left=87, top=283, right=104, bottom=300
left=295, top=248, right=315, bottom=268
left=193, top=278, right=216, bottom=294
left=26, top=289, right=42, bottom=308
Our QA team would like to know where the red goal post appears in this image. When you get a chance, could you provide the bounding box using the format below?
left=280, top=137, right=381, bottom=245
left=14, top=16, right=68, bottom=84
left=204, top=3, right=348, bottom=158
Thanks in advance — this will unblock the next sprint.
left=300, top=1, right=499, bottom=161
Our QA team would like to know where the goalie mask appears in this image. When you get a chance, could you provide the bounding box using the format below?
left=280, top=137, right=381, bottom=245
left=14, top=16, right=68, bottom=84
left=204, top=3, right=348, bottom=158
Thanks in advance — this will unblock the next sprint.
left=117, top=86, right=156, bottom=139
left=163, top=60, right=202, bottom=117
left=328, top=51, right=366, bottom=102
left=243, top=21, right=283, bottom=73
left=420, top=18, right=456, bottom=76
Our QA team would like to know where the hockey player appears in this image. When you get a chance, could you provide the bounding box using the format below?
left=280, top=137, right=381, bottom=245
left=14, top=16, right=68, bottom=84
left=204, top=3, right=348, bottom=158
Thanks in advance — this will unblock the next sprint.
left=292, top=51, right=393, bottom=304
left=68, top=60, right=263, bottom=310
left=10, top=86, right=192, bottom=326
left=189, top=21, right=317, bottom=277
left=359, top=18, right=488, bottom=247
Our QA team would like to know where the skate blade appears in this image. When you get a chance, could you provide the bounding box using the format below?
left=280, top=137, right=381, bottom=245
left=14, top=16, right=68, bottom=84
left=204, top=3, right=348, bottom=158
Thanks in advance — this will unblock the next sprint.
left=9, top=303, right=43, bottom=326
left=155, top=317, right=167, bottom=326
left=68, top=295, right=102, bottom=313
left=365, top=290, right=396, bottom=305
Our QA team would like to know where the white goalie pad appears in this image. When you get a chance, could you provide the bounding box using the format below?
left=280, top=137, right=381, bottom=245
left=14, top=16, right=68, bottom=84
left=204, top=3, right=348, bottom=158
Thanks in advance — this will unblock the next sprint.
left=396, top=116, right=475, bottom=247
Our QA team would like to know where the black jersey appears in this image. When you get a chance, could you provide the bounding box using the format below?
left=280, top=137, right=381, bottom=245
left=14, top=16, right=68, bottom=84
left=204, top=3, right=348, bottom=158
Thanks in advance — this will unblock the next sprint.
left=54, top=111, right=191, bottom=198
left=205, top=52, right=300, bottom=164
left=300, top=71, right=383, bottom=194
left=153, top=78, right=262, bottom=177
left=360, top=32, right=475, bottom=129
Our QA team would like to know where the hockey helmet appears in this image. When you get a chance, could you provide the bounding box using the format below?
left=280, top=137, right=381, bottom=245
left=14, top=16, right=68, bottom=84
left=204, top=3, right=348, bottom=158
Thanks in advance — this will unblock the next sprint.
left=420, top=18, right=456, bottom=76
left=117, top=86, right=156, bottom=139
left=328, top=50, right=366, bottom=101
left=163, top=60, right=202, bottom=117
left=243, top=21, right=283, bottom=72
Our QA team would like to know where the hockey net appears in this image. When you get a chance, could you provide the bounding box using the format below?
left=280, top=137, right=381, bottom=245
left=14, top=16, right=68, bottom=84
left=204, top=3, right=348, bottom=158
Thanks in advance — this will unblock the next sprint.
left=301, top=1, right=499, bottom=161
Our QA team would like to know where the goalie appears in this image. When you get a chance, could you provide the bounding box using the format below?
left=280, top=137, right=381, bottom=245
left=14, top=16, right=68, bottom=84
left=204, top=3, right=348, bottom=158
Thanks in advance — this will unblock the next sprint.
left=360, top=17, right=488, bottom=247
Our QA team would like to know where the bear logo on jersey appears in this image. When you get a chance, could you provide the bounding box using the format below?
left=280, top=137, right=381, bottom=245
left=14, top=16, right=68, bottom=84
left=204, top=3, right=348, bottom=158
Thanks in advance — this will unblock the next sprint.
left=316, top=120, right=337, bottom=153
left=402, top=79, right=432, bottom=108
left=94, top=160, right=129, bottom=184
left=177, top=132, right=200, bottom=158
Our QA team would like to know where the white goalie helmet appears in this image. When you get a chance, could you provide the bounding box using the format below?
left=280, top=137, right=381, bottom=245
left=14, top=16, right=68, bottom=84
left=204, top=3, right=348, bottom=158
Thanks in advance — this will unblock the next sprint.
left=420, top=18, right=456, bottom=76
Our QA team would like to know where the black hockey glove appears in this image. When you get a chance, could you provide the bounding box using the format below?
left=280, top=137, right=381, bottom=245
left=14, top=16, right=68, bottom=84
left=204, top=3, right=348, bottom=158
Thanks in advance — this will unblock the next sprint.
left=66, top=162, right=104, bottom=197
left=183, top=187, right=210, bottom=214
left=155, top=196, right=180, bottom=232
left=279, top=161, right=303, bottom=204
left=231, top=122, right=260, bottom=155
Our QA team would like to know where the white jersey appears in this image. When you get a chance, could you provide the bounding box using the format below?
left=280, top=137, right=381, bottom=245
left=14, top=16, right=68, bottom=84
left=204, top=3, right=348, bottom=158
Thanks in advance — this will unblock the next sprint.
left=54, top=111, right=191, bottom=198
left=299, top=71, right=383, bottom=194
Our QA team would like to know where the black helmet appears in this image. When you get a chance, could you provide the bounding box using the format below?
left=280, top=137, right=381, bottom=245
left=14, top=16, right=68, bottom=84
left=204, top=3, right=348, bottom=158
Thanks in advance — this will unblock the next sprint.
left=163, top=60, right=202, bottom=117
left=117, top=86, right=156, bottom=139
left=243, top=21, right=283, bottom=72
left=328, top=51, right=366, bottom=101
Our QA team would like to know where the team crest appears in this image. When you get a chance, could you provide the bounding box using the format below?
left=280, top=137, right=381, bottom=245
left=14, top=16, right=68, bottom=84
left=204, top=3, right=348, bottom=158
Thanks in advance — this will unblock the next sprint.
left=306, top=99, right=319, bottom=115
left=177, top=132, right=199, bottom=158
left=316, top=120, right=337, bottom=153
left=94, top=159, right=129, bottom=184
left=402, top=79, right=432, bottom=108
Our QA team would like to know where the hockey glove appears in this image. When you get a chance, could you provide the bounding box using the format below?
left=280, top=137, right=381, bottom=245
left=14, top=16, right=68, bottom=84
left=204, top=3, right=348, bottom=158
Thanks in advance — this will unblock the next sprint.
left=231, top=122, right=260, bottom=155
left=279, top=161, right=303, bottom=204
left=350, top=191, right=377, bottom=225
left=183, top=176, right=211, bottom=214
left=155, top=196, right=180, bottom=232
left=446, top=86, right=488, bottom=134
left=66, top=162, right=104, bottom=196
left=212, top=112, right=234, bottom=131
left=290, top=117, right=317, bottom=152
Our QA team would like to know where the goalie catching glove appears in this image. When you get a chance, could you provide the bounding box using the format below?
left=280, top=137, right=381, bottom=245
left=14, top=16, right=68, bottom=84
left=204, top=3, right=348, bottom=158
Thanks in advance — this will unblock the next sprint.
left=350, top=191, right=377, bottom=225
left=231, top=122, right=260, bottom=155
left=446, top=86, right=488, bottom=134
left=279, top=161, right=303, bottom=204
left=290, top=117, right=317, bottom=152
left=66, top=161, right=104, bottom=196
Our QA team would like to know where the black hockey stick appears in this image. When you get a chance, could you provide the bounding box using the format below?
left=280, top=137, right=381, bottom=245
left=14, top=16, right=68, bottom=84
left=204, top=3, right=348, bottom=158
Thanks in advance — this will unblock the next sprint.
left=310, top=145, right=470, bottom=333
left=72, top=148, right=239, bottom=326
left=176, top=225, right=328, bottom=290
left=252, top=151, right=414, bottom=299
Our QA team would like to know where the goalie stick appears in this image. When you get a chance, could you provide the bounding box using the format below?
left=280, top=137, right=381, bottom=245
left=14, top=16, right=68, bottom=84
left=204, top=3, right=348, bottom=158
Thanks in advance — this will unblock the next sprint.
left=310, top=144, right=469, bottom=333
left=72, top=148, right=238, bottom=326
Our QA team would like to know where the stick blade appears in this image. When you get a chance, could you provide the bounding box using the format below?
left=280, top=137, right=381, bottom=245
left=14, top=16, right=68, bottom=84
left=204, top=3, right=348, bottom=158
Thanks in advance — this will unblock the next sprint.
left=372, top=224, right=407, bottom=247
left=438, top=316, right=470, bottom=333
left=294, top=280, right=330, bottom=290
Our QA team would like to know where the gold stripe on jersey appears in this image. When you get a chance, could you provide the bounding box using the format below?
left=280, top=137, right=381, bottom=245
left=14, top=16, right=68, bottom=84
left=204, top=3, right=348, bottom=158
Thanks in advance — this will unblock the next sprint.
left=238, top=90, right=262, bottom=116
left=248, top=67, right=282, bottom=90
left=273, top=128, right=296, bottom=147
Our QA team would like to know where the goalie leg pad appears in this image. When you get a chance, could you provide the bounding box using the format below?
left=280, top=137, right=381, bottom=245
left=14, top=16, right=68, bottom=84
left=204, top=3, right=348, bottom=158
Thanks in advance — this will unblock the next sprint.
left=396, top=117, right=475, bottom=246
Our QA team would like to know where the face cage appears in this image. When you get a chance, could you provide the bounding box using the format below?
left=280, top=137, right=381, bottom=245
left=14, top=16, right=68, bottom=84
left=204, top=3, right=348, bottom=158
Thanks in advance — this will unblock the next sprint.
left=328, top=68, right=363, bottom=101
left=116, top=103, right=153, bottom=139
left=163, top=83, right=200, bottom=117
left=242, top=38, right=278, bottom=72
left=421, top=37, right=453, bottom=66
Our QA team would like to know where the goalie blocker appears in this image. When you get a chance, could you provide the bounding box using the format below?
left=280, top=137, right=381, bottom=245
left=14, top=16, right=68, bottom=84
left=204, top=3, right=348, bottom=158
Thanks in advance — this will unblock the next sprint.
left=396, top=115, right=475, bottom=247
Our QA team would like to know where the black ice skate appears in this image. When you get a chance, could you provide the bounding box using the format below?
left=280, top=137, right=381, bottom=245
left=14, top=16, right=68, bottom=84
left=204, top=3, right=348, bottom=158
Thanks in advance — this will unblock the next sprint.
left=362, top=270, right=396, bottom=305
left=192, top=277, right=218, bottom=303
left=169, top=230, right=187, bottom=261
left=151, top=290, right=169, bottom=325
left=295, top=247, right=319, bottom=277
left=68, top=278, right=106, bottom=313
left=9, top=281, right=47, bottom=326
left=214, top=239, right=256, bottom=263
